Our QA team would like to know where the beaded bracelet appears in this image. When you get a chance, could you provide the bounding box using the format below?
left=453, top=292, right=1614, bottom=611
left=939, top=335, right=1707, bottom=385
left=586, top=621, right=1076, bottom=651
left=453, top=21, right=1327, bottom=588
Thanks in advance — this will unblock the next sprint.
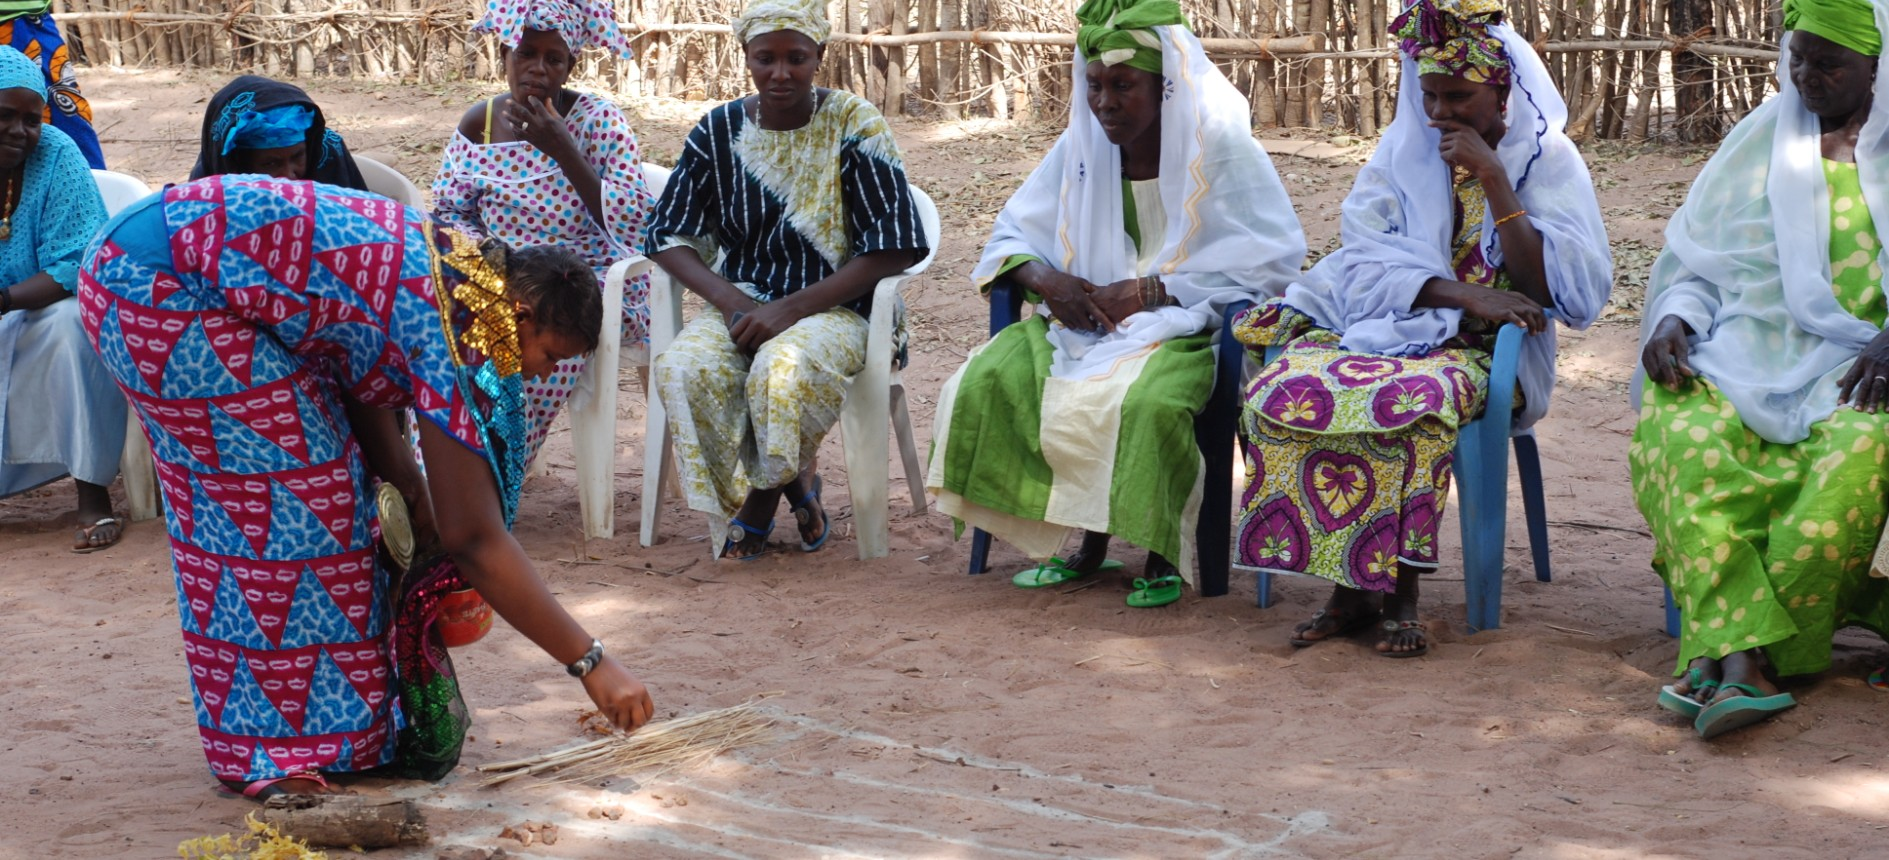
left=1494, top=209, right=1528, bottom=228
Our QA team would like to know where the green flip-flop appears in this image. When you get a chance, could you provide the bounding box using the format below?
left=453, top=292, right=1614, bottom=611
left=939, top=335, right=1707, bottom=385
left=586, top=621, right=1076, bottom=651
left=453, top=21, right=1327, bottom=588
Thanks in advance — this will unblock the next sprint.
left=1694, top=683, right=1796, bottom=739
left=1657, top=669, right=1716, bottom=720
left=1658, top=682, right=1714, bottom=720
left=1012, top=556, right=1124, bottom=588
left=1126, top=575, right=1183, bottom=608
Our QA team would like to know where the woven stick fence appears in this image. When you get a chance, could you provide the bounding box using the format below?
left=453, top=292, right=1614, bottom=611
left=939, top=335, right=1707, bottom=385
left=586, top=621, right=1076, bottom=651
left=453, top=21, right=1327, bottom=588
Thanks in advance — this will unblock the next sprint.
left=54, top=0, right=1783, bottom=141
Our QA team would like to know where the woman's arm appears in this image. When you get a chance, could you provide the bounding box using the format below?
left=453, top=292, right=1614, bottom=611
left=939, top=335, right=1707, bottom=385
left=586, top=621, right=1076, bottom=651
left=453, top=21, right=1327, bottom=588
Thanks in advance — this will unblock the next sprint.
left=651, top=245, right=759, bottom=327
left=506, top=93, right=608, bottom=232
left=2, top=272, right=68, bottom=312
left=724, top=248, right=919, bottom=353
left=1413, top=277, right=1547, bottom=334
left=417, top=419, right=654, bottom=731
left=1433, top=118, right=1552, bottom=310
left=343, top=398, right=436, bottom=546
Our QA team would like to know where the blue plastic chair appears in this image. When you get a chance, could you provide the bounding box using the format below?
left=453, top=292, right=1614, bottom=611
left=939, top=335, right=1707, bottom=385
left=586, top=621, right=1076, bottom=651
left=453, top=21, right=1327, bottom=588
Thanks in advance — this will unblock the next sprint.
left=1255, top=323, right=1551, bottom=632
left=964, top=280, right=1248, bottom=599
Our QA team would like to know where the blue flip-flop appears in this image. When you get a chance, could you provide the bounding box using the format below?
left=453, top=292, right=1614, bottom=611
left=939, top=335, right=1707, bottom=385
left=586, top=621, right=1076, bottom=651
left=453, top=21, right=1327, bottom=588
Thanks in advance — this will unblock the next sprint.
left=790, top=475, right=828, bottom=553
left=720, top=517, right=773, bottom=561
left=1694, top=683, right=1796, bottom=739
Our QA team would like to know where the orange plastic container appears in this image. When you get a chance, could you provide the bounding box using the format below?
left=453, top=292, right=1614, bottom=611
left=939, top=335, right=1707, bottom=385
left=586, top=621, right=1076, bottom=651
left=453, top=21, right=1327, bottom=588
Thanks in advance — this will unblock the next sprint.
left=437, top=587, right=494, bottom=647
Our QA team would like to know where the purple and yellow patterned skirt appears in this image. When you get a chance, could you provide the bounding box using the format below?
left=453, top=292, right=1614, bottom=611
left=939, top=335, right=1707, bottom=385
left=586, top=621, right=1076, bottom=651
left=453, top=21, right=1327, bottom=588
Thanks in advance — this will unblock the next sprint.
left=1234, top=300, right=1490, bottom=593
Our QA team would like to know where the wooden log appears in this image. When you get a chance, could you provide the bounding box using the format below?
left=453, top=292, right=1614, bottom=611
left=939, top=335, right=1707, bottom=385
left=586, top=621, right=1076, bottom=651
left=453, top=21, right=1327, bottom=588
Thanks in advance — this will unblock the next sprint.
left=254, top=796, right=428, bottom=850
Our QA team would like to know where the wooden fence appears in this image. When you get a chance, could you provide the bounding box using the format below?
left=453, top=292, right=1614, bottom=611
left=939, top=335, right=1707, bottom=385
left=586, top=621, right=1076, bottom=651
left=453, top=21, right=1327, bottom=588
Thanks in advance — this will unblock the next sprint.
left=53, top=0, right=1780, bottom=142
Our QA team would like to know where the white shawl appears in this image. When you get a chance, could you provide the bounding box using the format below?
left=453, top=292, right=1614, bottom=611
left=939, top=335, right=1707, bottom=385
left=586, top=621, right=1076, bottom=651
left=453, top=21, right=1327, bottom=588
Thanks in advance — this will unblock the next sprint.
left=1279, top=23, right=1613, bottom=431
left=970, top=24, right=1306, bottom=380
left=1632, top=4, right=1889, bottom=445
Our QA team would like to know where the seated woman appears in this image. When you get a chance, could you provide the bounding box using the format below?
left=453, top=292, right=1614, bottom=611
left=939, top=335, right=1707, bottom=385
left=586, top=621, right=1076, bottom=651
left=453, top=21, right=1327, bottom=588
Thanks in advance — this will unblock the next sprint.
left=926, top=0, right=1305, bottom=605
left=648, top=0, right=927, bottom=560
left=1634, top=0, right=1889, bottom=739
left=1235, top=0, right=1609, bottom=654
left=191, top=75, right=367, bottom=189
left=81, top=174, right=654, bottom=797
left=0, top=46, right=120, bottom=551
left=434, top=0, right=656, bottom=464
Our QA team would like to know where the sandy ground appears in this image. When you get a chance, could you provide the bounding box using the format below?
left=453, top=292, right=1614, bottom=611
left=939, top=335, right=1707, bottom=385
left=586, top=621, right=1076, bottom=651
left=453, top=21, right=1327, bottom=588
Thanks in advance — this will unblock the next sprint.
left=4, top=67, right=1889, bottom=859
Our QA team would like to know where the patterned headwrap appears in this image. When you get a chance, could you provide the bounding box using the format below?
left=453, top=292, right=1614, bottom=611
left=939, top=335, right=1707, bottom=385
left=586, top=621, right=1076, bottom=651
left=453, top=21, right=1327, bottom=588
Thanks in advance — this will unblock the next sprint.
left=1074, top=0, right=1189, bottom=75
left=216, top=97, right=315, bottom=155
left=0, top=46, right=45, bottom=100
left=1783, top=0, right=1883, bottom=57
left=1390, top=0, right=1512, bottom=86
left=472, top=0, right=635, bottom=60
left=732, top=0, right=831, bottom=45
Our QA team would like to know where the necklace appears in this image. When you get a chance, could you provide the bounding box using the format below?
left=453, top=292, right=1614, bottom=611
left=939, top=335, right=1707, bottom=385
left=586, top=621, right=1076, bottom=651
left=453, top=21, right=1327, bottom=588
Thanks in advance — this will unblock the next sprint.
left=0, top=172, right=16, bottom=241
left=749, top=88, right=822, bottom=128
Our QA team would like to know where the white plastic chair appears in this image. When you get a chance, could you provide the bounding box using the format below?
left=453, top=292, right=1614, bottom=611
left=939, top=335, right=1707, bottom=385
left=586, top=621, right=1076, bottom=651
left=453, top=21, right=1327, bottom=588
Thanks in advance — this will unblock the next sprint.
left=352, top=154, right=422, bottom=207
left=566, top=163, right=667, bottom=539
left=639, top=178, right=941, bottom=560
left=91, top=169, right=160, bottom=523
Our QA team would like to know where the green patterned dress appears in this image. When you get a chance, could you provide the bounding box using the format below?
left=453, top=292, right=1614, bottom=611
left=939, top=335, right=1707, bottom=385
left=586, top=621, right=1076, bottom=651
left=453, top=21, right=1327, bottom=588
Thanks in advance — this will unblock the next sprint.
left=1630, top=159, right=1889, bottom=676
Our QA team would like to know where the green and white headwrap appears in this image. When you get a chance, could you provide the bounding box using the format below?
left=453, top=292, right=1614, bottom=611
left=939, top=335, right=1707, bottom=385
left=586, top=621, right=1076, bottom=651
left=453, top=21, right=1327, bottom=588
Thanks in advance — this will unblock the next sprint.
left=733, top=0, right=831, bottom=45
left=1074, top=0, right=1188, bottom=75
left=1783, top=0, right=1883, bottom=57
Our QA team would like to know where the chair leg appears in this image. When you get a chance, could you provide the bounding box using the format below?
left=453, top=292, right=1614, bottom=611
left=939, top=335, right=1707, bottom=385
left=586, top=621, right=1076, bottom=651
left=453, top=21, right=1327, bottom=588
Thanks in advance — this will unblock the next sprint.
left=571, top=353, right=619, bottom=540
left=120, top=412, right=159, bottom=522
left=1513, top=433, right=1551, bottom=583
left=1663, top=586, right=1680, bottom=638
left=639, top=373, right=673, bottom=549
left=842, top=378, right=892, bottom=561
left=891, top=382, right=928, bottom=515
left=1256, top=570, right=1275, bottom=608
left=1454, top=418, right=1509, bottom=633
left=969, top=528, right=992, bottom=574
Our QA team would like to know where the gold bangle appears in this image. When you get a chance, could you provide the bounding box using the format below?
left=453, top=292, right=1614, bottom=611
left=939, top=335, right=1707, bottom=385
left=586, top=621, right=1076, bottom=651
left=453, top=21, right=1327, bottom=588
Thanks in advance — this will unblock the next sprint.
left=1493, top=209, right=1528, bottom=228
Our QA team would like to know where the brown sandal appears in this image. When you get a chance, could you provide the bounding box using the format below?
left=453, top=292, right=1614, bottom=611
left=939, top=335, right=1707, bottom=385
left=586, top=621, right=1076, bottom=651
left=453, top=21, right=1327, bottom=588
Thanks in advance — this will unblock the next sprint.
left=1289, top=607, right=1380, bottom=648
left=72, top=516, right=124, bottom=554
left=1375, top=618, right=1429, bottom=658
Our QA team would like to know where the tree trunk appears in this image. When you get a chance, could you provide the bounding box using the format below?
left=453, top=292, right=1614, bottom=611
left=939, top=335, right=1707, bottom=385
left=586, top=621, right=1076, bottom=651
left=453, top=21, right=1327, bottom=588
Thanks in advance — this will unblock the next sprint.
left=1666, top=0, right=1718, bottom=142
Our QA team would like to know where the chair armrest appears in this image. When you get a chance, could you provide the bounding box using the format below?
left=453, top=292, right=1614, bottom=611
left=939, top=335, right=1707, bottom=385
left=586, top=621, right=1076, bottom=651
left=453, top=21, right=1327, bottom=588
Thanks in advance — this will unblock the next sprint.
left=1218, top=300, right=1253, bottom=354
left=987, top=277, right=1025, bottom=337
left=608, top=254, right=657, bottom=287
left=1483, top=322, right=1524, bottom=425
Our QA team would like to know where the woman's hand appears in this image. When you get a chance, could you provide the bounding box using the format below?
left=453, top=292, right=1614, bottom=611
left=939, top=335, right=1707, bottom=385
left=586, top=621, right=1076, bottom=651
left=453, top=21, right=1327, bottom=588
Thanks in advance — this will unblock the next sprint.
left=1091, top=278, right=1153, bottom=330
left=1017, top=262, right=1108, bottom=333
left=1450, top=281, right=1547, bottom=333
left=1838, top=329, right=1889, bottom=412
left=580, top=655, right=655, bottom=732
left=504, top=94, right=580, bottom=162
left=1641, top=315, right=1697, bottom=390
left=1433, top=119, right=1507, bottom=186
left=728, top=299, right=803, bottom=354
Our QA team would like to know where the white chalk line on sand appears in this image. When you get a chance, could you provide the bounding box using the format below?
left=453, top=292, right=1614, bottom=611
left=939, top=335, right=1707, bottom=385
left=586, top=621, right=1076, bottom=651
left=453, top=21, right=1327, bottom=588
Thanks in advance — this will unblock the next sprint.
left=768, top=710, right=1333, bottom=854
left=406, top=708, right=1334, bottom=859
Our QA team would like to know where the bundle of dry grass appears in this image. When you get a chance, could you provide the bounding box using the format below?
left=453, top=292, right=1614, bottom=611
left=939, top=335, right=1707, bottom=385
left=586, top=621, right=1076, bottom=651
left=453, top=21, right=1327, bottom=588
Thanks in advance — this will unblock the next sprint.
left=477, top=703, right=777, bottom=788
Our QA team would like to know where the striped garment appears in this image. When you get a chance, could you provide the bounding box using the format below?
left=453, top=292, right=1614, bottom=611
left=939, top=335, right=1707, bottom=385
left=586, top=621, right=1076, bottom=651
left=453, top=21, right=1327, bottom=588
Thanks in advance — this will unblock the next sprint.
left=643, top=88, right=923, bottom=318
left=928, top=314, right=1214, bottom=577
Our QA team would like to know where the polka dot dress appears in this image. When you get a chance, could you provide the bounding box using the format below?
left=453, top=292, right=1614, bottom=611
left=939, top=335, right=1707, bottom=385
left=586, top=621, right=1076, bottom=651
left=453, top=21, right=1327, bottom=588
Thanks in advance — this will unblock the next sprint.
left=432, top=90, right=656, bottom=463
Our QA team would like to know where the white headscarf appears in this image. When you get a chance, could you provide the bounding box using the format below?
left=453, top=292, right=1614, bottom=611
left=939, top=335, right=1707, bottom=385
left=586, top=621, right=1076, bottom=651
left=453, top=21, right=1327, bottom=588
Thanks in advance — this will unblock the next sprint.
left=1633, top=1, right=1889, bottom=444
left=1279, top=23, right=1613, bottom=431
left=971, top=24, right=1306, bottom=379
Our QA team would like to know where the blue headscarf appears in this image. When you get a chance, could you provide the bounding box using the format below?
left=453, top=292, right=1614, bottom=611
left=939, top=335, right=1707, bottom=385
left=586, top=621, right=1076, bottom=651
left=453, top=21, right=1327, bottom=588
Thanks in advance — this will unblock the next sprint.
left=215, top=93, right=315, bottom=155
left=0, top=46, right=46, bottom=100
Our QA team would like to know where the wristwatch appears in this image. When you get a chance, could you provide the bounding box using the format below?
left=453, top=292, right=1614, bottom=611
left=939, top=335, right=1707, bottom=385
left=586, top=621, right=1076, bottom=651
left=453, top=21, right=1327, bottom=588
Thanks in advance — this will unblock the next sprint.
left=566, top=638, right=604, bottom=678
